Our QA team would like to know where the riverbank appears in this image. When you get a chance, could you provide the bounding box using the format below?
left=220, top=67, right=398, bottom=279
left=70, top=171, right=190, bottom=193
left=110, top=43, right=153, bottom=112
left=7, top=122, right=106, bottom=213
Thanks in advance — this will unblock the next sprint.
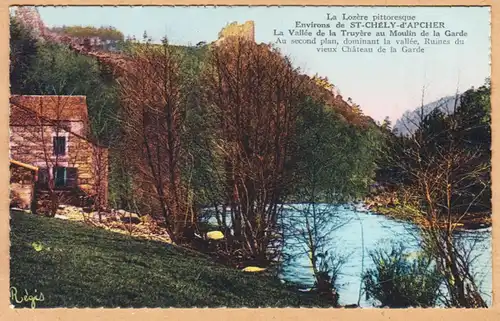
left=10, top=210, right=335, bottom=308
left=363, top=194, right=491, bottom=230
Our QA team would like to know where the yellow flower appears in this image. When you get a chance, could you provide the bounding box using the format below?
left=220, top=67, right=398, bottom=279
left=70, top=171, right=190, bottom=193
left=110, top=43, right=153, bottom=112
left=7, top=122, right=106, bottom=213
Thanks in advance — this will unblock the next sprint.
left=242, top=266, right=266, bottom=272
left=31, top=242, right=43, bottom=252
left=206, top=231, right=224, bottom=240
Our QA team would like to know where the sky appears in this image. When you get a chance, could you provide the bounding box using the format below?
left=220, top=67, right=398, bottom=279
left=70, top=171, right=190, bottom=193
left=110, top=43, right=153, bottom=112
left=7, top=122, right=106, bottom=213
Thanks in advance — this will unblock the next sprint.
left=33, top=6, right=491, bottom=122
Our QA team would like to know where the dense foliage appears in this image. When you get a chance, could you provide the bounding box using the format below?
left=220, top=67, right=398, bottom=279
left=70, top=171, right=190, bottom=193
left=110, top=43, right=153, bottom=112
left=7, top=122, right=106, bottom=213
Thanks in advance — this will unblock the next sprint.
left=377, top=81, right=491, bottom=216
left=362, top=243, right=442, bottom=308
left=373, top=81, right=491, bottom=307
left=10, top=16, right=38, bottom=94
left=10, top=21, right=382, bottom=259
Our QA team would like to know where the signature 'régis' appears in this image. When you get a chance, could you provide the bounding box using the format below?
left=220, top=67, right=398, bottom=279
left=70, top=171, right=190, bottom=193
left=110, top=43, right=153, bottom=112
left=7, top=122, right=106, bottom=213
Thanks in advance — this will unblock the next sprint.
left=10, top=286, right=45, bottom=308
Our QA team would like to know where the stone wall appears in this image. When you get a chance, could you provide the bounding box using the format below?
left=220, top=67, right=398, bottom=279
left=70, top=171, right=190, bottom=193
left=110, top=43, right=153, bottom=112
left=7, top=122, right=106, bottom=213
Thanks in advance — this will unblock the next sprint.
left=10, top=164, right=36, bottom=210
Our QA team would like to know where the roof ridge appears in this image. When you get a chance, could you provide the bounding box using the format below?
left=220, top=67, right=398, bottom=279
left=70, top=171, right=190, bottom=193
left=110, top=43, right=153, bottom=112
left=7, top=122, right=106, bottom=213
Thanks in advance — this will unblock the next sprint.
left=10, top=94, right=87, bottom=98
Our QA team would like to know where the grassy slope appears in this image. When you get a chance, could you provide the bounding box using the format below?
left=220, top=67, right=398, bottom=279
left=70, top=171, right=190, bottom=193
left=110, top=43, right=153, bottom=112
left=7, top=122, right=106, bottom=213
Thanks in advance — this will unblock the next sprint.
left=10, top=210, right=327, bottom=308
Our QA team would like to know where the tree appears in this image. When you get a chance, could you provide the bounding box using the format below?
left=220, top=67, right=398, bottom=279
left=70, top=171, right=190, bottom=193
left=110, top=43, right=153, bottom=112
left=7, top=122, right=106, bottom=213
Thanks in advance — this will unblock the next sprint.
left=283, top=96, right=382, bottom=305
left=90, top=144, right=108, bottom=221
left=201, top=38, right=310, bottom=264
left=10, top=15, right=38, bottom=94
left=116, top=37, right=193, bottom=244
left=385, top=82, right=491, bottom=307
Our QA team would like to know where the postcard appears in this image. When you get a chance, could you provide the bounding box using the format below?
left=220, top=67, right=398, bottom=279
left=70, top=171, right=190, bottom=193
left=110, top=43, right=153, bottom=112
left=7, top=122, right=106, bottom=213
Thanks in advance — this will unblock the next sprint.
left=7, top=4, right=492, bottom=311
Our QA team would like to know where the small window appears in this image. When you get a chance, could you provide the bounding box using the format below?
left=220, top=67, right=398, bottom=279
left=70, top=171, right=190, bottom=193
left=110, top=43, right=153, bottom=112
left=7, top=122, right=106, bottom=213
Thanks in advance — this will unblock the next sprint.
left=53, top=136, right=66, bottom=156
left=52, top=167, right=78, bottom=189
left=53, top=167, right=66, bottom=188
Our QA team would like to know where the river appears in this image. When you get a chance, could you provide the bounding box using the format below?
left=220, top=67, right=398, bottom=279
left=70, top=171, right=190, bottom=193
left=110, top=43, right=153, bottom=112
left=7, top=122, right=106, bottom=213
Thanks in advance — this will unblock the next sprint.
left=279, top=203, right=492, bottom=307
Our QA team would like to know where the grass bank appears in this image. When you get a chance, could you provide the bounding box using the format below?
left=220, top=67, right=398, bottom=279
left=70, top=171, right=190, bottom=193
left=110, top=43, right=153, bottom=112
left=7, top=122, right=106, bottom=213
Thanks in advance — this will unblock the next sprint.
left=10, top=210, right=329, bottom=308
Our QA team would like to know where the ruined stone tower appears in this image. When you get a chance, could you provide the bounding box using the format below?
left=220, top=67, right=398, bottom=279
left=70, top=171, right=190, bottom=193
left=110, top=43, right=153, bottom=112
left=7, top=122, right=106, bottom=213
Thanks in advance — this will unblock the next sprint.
left=216, top=20, right=255, bottom=44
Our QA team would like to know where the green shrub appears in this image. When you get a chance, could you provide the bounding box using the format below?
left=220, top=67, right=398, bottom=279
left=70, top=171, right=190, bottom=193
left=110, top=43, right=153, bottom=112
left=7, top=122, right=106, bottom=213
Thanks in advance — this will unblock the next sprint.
left=362, top=243, right=442, bottom=308
left=312, top=252, right=346, bottom=307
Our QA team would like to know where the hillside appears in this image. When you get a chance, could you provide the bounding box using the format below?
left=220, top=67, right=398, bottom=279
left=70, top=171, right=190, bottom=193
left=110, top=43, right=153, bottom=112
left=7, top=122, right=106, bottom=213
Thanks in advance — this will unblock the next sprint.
left=10, top=210, right=329, bottom=308
left=12, top=7, right=376, bottom=130
left=393, top=94, right=459, bottom=136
